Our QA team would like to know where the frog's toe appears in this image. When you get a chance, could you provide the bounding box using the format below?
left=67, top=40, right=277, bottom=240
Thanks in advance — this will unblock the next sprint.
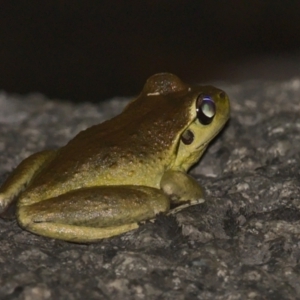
left=167, top=198, right=205, bottom=215
left=0, top=193, right=12, bottom=215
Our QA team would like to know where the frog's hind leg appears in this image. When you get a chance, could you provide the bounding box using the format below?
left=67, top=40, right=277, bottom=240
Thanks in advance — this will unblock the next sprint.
left=17, top=185, right=170, bottom=243
left=0, top=150, right=56, bottom=215
left=21, top=220, right=140, bottom=243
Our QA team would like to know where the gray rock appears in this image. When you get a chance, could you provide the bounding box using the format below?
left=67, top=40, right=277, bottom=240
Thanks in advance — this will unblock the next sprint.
left=0, top=78, right=300, bottom=299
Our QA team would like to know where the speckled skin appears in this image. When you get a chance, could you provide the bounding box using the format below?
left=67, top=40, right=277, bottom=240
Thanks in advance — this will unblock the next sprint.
left=0, top=73, right=230, bottom=242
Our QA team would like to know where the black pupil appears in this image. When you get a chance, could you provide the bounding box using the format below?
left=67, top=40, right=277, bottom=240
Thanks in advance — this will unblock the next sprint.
left=196, top=95, right=216, bottom=125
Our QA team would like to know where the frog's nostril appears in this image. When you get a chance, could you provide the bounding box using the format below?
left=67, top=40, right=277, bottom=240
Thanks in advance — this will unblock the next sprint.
left=219, top=91, right=226, bottom=99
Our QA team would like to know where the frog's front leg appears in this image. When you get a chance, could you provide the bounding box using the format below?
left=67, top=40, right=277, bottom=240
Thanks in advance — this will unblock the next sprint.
left=160, top=170, right=204, bottom=214
left=17, top=186, right=170, bottom=243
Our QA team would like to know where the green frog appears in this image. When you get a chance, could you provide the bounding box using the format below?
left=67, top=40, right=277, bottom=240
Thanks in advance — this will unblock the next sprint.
left=0, top=73, right=230, bottom=242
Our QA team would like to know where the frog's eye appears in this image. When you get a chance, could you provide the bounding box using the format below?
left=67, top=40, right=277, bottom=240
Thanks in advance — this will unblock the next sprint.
left=196, top=94, right=216, bottom=125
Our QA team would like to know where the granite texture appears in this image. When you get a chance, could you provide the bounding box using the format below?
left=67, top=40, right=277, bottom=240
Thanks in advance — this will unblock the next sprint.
left=0, top=78, right=300, bottom=299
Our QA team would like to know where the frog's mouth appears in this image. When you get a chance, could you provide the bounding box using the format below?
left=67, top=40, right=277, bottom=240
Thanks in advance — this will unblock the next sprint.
left=198, top=103, right=231, bottom=147
left=195, top=124, right=227, bottom=150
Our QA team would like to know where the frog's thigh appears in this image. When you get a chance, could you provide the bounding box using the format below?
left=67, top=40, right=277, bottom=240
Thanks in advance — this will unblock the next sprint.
left=160, top=170, right=204, bottom=204
left=0, top=150, right=56, bottom=214
left=17, top=185, right=170, bottom=242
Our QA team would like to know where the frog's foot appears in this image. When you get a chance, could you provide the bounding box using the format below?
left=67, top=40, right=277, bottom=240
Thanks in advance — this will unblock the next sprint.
left=160, top=170, right=204, bottom=205
left=17, top=185, right=170, bottom=243
left=167, top=198, right=205, bottom=215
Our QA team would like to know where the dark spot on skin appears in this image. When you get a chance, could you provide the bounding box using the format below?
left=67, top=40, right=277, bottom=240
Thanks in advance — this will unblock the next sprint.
left=181, top=130, right=194, bottom=145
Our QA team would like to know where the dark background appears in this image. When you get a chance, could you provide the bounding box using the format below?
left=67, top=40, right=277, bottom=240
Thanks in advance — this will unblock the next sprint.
left=0, top=1, right=299, bottom=102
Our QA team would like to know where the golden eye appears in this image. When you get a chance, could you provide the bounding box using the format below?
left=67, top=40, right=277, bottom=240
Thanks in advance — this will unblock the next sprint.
left=196, top=94, right=216, bottom=125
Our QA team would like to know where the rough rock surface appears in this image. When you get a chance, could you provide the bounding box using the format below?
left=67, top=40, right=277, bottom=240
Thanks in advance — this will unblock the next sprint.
left=0, top=78, right=300, bottom=299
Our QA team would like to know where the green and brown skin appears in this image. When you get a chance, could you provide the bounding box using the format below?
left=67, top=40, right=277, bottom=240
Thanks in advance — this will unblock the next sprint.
left=0, top=73, right=230, bottom=243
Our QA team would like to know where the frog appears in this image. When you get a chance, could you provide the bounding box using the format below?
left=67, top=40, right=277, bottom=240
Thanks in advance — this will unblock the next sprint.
left=0, top=73, right=230, bottom=243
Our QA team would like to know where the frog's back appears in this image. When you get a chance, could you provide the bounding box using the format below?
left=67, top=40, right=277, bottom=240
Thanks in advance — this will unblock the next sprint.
left=21, top=75, right=194, bottom=203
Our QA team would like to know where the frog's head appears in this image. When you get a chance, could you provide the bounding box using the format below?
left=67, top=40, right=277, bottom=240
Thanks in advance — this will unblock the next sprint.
left=173, top=82, right=230, bottom=171
left=123, top=73, right=230, bottom=172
